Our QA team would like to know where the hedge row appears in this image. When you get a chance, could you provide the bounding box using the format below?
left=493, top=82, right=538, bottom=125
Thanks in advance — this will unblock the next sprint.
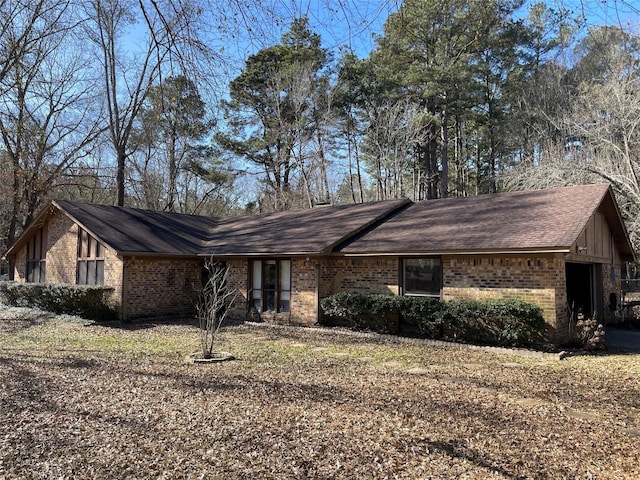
left=0, top=281, right=118, bottom=321
left=320, top=292, right=546, bottom=348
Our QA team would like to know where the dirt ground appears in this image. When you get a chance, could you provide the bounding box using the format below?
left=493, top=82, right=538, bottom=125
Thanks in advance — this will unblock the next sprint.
left=1, top=305, right=639, bottom=479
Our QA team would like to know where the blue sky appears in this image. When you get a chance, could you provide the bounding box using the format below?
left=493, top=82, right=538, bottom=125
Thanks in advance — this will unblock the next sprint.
left=259, top=0, right=640, bottom=60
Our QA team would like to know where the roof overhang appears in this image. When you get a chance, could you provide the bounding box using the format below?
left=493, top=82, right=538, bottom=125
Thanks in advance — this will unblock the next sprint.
left=199, top=251, right=324, bottom=258
left=337, top=248, right=572, bottom=257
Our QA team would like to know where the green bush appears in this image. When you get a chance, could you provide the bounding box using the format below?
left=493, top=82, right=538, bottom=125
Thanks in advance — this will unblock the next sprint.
left=435, top=299, right=546, bottom=346
left=320, top=292, right=400, bottom=333
left=0, top=281, right=118, bottom=321
left=394, top=295, right=443, bottom=338
left=320, top=293, right=546, bottom=347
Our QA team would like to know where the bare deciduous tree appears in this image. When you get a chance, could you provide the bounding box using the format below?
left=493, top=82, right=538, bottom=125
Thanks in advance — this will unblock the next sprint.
left=0, top=0, right=103, bottom=253
left=362, top=99, right=433, bottom=200
left=504, top=29, right=640, bottom=251
left=195, top=258, right=237, bottom=359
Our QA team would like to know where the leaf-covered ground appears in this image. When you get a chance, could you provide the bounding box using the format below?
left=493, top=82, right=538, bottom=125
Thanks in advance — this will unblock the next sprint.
left=1, top=306, right=639, bottom=479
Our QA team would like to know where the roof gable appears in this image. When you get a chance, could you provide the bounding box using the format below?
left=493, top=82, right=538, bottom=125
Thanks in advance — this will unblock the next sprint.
left=338, top=183, right=633, bottom=258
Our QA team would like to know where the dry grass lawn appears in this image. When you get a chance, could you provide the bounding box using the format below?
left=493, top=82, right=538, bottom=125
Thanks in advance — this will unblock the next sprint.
left=1, top=305, right=639, bottom=479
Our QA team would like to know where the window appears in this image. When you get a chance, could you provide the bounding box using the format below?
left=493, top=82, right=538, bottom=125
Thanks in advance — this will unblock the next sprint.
left=403, top=257, right=442, bottom=297
left=26, top=226, right=47, bottom=283
left=77, top=229, right=105, bottom=285
left=250, top=259, right=291, bottom=313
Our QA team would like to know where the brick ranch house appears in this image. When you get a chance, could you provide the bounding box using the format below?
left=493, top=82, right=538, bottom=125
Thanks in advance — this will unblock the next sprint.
left=4, top=183, right=634, bottom=343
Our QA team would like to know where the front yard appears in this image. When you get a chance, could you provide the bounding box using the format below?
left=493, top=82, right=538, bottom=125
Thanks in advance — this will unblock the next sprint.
left=1, top=306, right=639, bottom=479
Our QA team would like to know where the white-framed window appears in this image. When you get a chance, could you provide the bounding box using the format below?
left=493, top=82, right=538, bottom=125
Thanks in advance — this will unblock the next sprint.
left=26, top=226, right=47, bottom=283
left=250, top=259, right=291, bottom=313
left=77, top=229, right=105, bottom=285
left=402, top=257, right=442, bottom=297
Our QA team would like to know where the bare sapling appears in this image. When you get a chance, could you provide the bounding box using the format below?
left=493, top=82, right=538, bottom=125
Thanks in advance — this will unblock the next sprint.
left=196, top=259, right=237, bottom=359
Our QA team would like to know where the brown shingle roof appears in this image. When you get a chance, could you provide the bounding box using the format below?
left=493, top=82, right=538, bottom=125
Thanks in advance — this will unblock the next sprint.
left=50, top=198, right=410, bottom=256
left=338, top=183, right=632, bottom=256
left=54, top=200, right=217, bottom=255
left=5, top=183, right=632, bottom=261
left=201, top=199, right=410, bottom=256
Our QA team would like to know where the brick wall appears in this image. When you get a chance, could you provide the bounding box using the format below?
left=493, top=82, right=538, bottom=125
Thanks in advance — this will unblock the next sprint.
left=319, top=257, right=399, bottom=297
left=290, top=258, right=317, bottom=325
left=123, top=257, right=202, bottom=319
left=601, top=257, right=624, bottom=323
left=46, top=211, right=78, bottom=284
left=13, top=247, right=26, bottom=281
left=226, top=259, right=249, bottom=320
left=314, top=254, right=570, bottom=343
left=442, top=254, right=568, bottom=343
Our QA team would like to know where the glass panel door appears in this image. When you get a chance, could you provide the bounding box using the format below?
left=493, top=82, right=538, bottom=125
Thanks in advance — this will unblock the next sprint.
left=264, top=260, right=277, bottom=312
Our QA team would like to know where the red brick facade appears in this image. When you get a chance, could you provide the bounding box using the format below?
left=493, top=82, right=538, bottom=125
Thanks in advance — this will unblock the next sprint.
left=319, top=257, right=399, bottom=297
left=7, top=200, right=627, bottom=345
left=122, top=257, right=202, bottom=319
left=441, top=255, right=568, bottom=343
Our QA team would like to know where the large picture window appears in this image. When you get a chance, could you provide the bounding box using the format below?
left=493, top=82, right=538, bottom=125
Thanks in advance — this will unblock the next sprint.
left=403, top=257, right=442, bottom=297
left=26, top=226, right=47, bottom=283
left=250, top=259, right=291, bottom=313
left=77, top=229, right=105, bottom=285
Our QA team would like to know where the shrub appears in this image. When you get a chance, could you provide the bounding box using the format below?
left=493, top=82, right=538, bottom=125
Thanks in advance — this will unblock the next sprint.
left=320, top=292, right=400, bottom=333
left=436, top=299, right=546, bottom=347
left=0, top=281, right=118, bottom=321
left=320, top=293, right=546, bottom=347
left=394, top=295, right=443, bottom=338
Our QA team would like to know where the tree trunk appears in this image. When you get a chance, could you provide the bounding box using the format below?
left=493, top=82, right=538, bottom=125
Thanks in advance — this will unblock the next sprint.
left=116, top=147, right=126, bottom=206
left=440, top=101, right=449, bottom=199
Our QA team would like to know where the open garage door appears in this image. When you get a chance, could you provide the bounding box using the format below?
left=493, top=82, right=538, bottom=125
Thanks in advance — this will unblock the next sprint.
left=566, top=262, right=603, bottom=319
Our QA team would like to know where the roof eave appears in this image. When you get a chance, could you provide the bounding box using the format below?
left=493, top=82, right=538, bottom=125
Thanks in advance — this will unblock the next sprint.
left=199, top=251, right=324, bottom=258
left=116, top=251, right=201, bottom=258
left=338, top=247, right=572, bottom=257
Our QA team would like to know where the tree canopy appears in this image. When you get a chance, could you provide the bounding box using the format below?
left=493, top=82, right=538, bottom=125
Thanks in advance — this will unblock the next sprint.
left=2, top=0, right=640, bottom=256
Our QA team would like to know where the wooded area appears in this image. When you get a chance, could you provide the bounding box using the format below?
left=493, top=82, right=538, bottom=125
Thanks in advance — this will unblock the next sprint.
left=1, top=0, right=640, bottom=259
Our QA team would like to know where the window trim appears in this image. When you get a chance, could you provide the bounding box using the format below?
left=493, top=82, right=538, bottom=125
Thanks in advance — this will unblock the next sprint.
left=401, top=256, right=442, bottom=298
left=249, top=258, right=292, bottom=314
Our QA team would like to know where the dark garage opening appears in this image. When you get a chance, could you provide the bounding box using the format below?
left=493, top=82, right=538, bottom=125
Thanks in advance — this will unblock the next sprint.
left=566, top=262, right=595, bottom=318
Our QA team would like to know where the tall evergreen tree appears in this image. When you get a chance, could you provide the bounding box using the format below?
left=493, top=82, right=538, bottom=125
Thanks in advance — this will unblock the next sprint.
left=132, top=75, right=213, bottom=212
left=216, top=17, right=329, bottom=211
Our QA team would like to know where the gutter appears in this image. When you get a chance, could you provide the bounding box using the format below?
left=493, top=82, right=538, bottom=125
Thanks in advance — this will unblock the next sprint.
left=336, top=248, right=572, bottom=257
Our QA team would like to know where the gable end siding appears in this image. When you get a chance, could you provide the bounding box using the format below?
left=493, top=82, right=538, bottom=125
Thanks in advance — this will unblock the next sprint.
left=12, top=211, right=123, bottom=314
